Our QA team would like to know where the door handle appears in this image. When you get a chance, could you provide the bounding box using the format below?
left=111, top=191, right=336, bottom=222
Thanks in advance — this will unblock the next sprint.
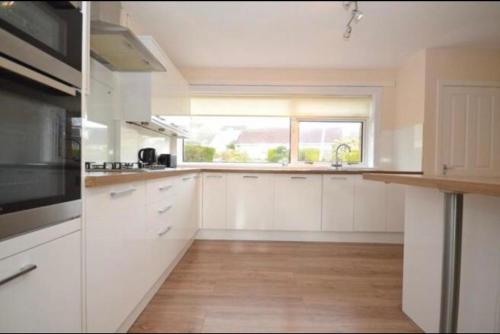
left=158, top=205, right=173, bottom=214
left=291, top=176, right=307, bottom=180
left=0, top=264, right=37, bottom=287
left=158, top=185, right=173, bottom=191
left=243, top=175, right=258, bottom=179
left=110, top=188, right=136, bottom=197
left=158, top=226, right=172, bottom=236
left=182, top=177, right=191, bottom=181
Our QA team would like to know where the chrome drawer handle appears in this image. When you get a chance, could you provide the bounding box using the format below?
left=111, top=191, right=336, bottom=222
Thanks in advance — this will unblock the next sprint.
left=0, top=264, right=37, bottom=287
left=182, top=177, right=191, bottom=181
left=158, top=205, right=173, bottom=214
left=291, top=176, right=307, bottom=180
left=110, top=188, right=136, bottom=197
left=243, top=175, right=258, bottom=179
left=330, top=177, right=348, bottom=180
left=158, top=226, right=172, bottom=236
left=206, top=175, right=222, bottom=178
left=159, top=185, right=173, bottom=191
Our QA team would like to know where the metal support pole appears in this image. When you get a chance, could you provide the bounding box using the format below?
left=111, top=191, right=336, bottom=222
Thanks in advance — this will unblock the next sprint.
left=440, top=192, right=464, bottom=333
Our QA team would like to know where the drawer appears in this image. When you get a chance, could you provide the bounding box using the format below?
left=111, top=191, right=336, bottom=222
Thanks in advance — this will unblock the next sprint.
left=147, top=200, right=175, bottom=235
left=0, top=231, right=82, bottom=332
left=146, top=177, right=177, bottom=204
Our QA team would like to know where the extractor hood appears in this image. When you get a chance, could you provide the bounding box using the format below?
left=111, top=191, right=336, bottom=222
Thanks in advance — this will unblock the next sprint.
left=127, top=116, right=189, bottom=139
left=90, top=2, right=166, bottom=72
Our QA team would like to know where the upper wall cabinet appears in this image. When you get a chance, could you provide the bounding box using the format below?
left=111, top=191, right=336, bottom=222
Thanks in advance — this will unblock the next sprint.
left=119, top=36, right=190, bottom=122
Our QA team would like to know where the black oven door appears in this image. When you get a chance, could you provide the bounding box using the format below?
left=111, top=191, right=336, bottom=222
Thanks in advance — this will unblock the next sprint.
left=0, top=1, right=82, bottom=88
left=0, top=56, right=81, bottom=241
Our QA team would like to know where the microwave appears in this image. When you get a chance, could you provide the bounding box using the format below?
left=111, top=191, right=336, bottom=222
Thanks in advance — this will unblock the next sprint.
left=0, top=1, right=82, bottom=88
left=0, top=1, right=82, bottom=241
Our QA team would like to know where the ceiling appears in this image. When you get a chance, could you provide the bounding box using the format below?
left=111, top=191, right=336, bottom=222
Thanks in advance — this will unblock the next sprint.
left=122, top=1, right=500, bottom=69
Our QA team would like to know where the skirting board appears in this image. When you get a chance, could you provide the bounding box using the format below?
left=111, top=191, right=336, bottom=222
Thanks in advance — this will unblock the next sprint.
left=196, top=229, right=404, bottom=244
left=116, top=238, right=194, bottom=333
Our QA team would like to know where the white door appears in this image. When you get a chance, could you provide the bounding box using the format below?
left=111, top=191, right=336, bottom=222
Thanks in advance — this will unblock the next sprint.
left=322, top=175, right=355, bottom=232
left=353, top=178, right=387, bottom=232
left=438, top=86, right=500, bottom=176
left=226, top=173, right=275, bottom=230
left=202, top=173, right=227, bottom=229
left=274, top=174, right=322, bottom=231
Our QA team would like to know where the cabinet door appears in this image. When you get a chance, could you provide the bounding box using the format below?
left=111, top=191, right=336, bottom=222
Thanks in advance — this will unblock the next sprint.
left=227, top=173, right=275, bottom=230
left=354, top=178, right=387, bottom=232
left=85, top=182, right=151, bottom=332
left=386, top=184, right=406, bottom=232
left=202, top=173, right=227, bottom=229
left=274, top=174, right=322, bottom=231
left=0, top=232, right=81, bottom=332
left=179, top=174, right=199, bottom=239
left=322, top=175, right=355, bottom=231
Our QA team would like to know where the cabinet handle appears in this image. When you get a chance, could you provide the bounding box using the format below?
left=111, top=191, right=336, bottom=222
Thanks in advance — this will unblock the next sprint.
left=291, top=176, right=307, bottom=180
left=0, top=264, right=37, bottom=287
left=243, top=175, right=258, bottom=179
left=158, top=226, right=172, bottom=236
left=159, top=185, right=173, bottom=191
left=206, top=175, right=222, bottom=179
left=330, top=177, right=348, bottom=180
left=182, top=177, right=191, bottom=181
left=158, top=205, right=173, bottom=214
left=110, top=188, right=136, bottom=197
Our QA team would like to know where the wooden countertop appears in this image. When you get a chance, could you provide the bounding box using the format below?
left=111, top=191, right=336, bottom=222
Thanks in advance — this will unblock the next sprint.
left=363, top=173, right=500, bottom=197
left=85, top=167, right=422, bottom=188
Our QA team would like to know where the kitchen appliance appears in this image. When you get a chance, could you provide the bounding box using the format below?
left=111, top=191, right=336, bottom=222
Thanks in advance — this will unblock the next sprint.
left=85, top=161, right=167, bottom=173
left=90, top=1, right=165, bottom=72
left=138, top=148, right=157, bottom=165
left=158, top=154, right=177, bottom=168
left=127, top=116, right=190, bottom=138
left=0, top=1, right=82, bottom=241
left=0, top=1, right=82, bottom=88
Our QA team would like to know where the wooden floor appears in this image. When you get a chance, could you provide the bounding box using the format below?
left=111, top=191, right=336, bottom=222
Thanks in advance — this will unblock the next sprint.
left=129, top=240, right=421, bottom=333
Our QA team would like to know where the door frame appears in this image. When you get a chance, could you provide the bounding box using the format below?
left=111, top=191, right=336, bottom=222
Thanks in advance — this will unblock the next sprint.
left=435, top=80, right=500, bottom=175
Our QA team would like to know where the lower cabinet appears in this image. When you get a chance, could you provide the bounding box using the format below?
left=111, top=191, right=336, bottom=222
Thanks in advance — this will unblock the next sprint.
left=274, top=174, right=322, bottom=231
left=85, top=174, right=200, bottom=332
left=202, top=173, right=227, bottom=229
left=0, top=231, right=82, bottom=332
left=354, top=178, right=388, bottom=232
left=322, top=175, right=356, bottom=231
left=386, top=184, right=406, bottom=232
left=226, top=173, right=275, bottom=230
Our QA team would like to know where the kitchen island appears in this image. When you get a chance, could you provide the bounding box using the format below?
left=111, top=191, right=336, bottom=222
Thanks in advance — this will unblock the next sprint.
left=364, top=173, right=500, bottom=333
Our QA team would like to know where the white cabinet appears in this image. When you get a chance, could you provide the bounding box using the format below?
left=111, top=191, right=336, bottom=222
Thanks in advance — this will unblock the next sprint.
left=322, top=175, right=355, bottom=232
left=85, top=181, right=152, bottom=332
left=386, top=184, right=406, bottom=232
left=354, top=178, right=388, bottom=232
left=226, top=173, right=275, bottom=230
left=140, top=36, right=190, bottom=116
left=202, top=173, right=227, bottom=229
left=0, top=231, right=82, bottom=333
left=118, top=73, right=152, bottom=122
left=177, top=174, right=201, bottom=239
left=274, top=174, right=322, bottom=231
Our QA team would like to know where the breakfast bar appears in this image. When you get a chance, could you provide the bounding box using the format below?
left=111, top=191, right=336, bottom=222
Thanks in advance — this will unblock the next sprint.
left=364, top=173, right=500, bottom=333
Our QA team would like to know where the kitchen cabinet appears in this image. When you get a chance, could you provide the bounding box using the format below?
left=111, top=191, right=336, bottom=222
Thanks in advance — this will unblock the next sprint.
left=202, top=173, right=227, bottom=229
left=386, top=184, right=406, bottom=232
left=0, top=231, right=82, bottom=332
left=85, top=181, right=152, bottom=332
left=118, top=36, right=190, bottom=122
left=226, top=173, right=275, bottom=230
left=354, top=178, right=388, bottom=232
left=322, top=175, right=356, bottom=232
left=274, top=174, right=322, bottom=231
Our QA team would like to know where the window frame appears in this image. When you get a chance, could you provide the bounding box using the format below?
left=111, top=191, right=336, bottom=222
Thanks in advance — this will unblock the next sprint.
left=179, top=115, right=368, bottom=167
left=292, top=116, right=367, bottom=167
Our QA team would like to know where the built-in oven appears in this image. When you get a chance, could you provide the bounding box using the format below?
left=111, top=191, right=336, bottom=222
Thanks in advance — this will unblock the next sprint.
left=0, top=1, right=82, bottom=241
left=0, top=1, right=82, bottom=88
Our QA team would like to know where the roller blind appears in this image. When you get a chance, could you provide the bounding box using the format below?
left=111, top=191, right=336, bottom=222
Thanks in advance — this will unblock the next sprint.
left=190, top=96, right=372, bottom=117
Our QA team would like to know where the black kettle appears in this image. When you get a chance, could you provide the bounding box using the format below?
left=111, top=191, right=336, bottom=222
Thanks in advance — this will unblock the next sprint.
left=138, top=148, right=156, bottom=165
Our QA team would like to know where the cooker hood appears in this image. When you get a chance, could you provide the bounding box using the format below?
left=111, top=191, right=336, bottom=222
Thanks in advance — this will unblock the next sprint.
left=90, top=2, right=166, bottom=72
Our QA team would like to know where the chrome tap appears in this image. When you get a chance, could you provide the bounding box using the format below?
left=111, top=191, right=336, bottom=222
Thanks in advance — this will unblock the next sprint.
left=332, top=144, right=351, bottom=169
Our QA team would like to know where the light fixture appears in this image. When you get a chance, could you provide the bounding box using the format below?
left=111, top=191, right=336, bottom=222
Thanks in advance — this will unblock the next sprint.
left=1, top=1, right=15, bottom=8
left=343, top=1, right=363, bottom=40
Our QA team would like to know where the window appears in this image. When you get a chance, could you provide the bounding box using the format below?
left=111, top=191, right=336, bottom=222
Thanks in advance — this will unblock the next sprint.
left=183, top=116, right=290, bottom=164
left=298, top=121, right=363, bottom=164
left=168, top=95, right=372, bottom=165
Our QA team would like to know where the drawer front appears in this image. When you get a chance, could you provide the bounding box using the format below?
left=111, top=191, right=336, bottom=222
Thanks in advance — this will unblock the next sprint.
left=0, top=231, right=82, bottom=332
left=146, top=177, right=177, bottom=204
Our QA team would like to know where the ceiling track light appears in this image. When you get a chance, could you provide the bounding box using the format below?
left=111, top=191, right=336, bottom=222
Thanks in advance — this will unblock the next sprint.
left=343, top=1, right=363, bottom=40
